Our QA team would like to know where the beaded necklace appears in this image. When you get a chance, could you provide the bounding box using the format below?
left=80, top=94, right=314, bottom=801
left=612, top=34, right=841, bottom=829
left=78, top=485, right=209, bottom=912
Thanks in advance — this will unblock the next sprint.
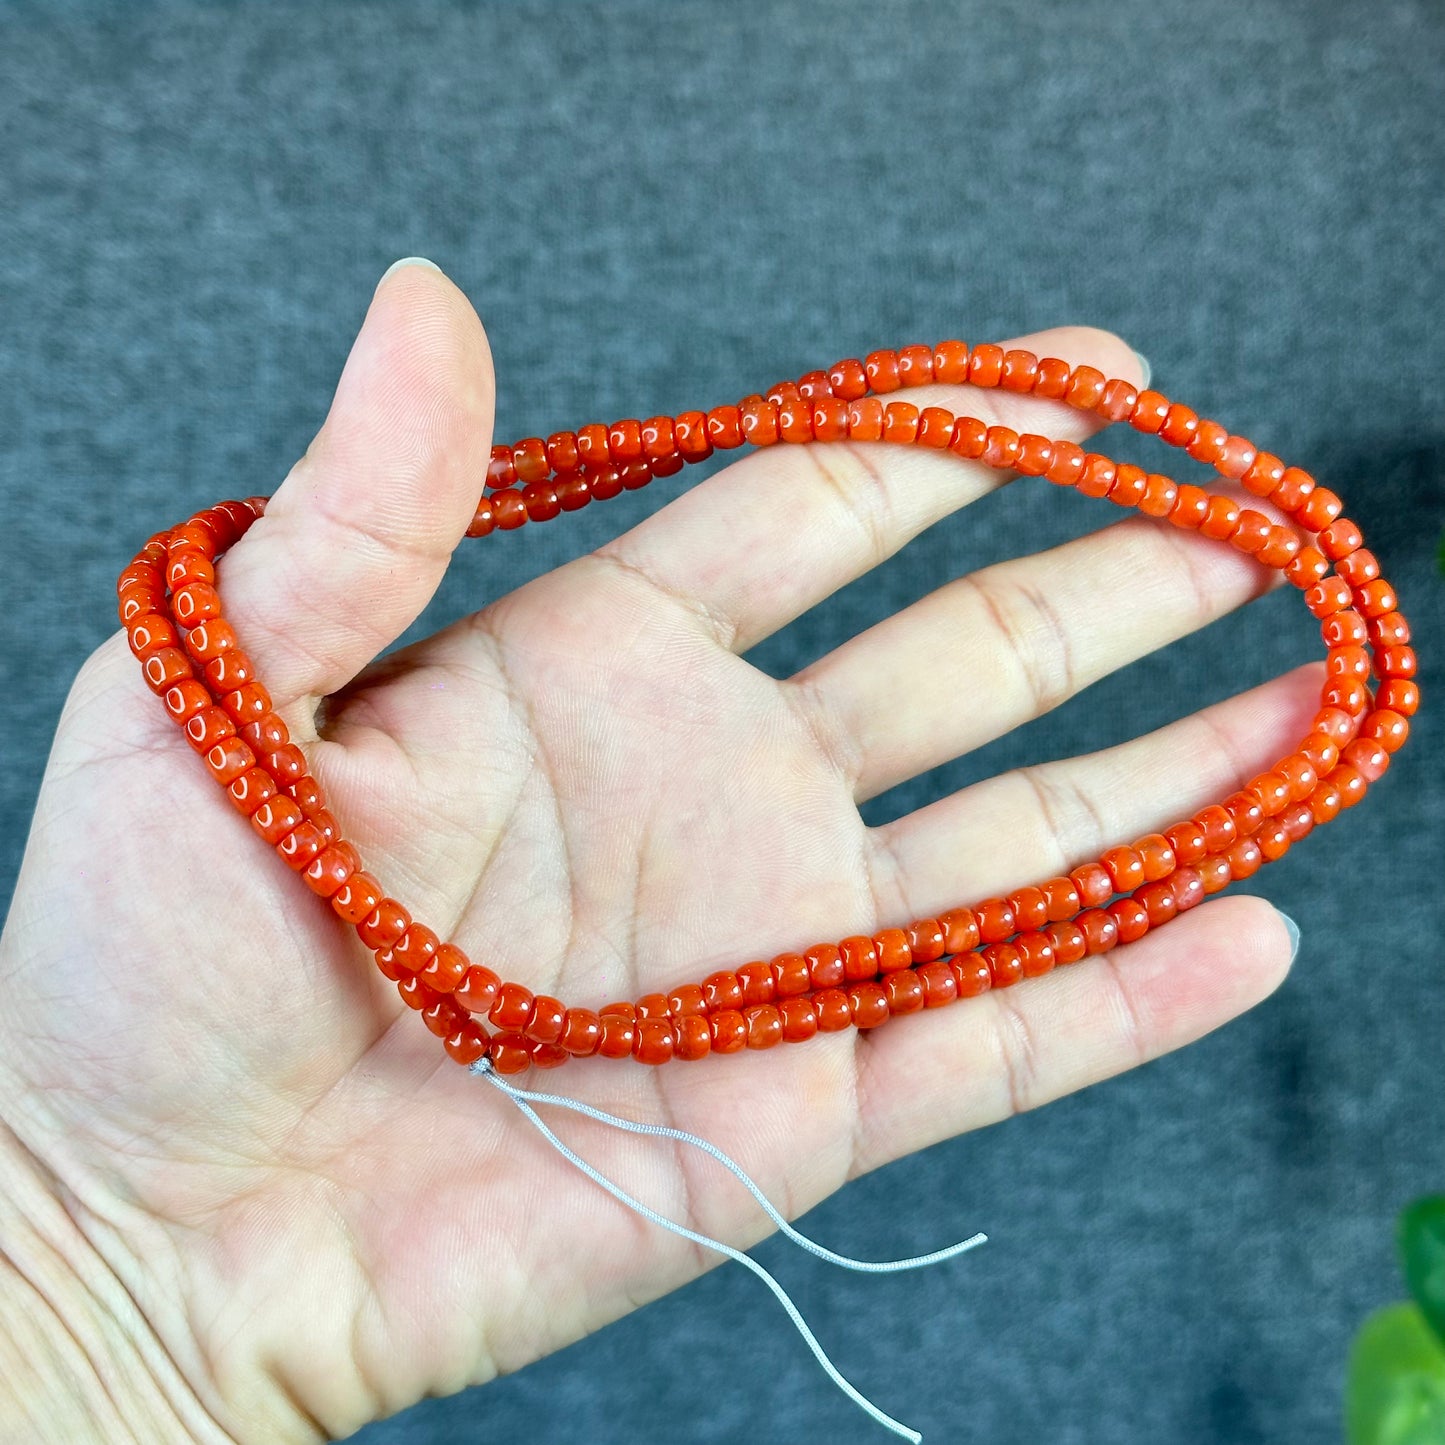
left=115, top=342, right=1417, bottom=1080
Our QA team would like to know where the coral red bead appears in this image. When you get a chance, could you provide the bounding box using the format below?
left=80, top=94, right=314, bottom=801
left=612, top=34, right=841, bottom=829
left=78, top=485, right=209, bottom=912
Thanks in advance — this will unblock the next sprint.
left=983, top=943, right=1024, bottom=989
left=968, top=344, right=1004, bottom=388
left=744, top=1005, right=783, bottom=1049
left=848, top=983, right=889, bottom=1029
left=227, top=766, right=277, bottom=817
left=975, top=898, right=1016, bottom=943
left=939, top=908, right=981, bottom=953
left=489, top=982, right=534, bottom=1032
left=815, top=989, right=853, bottom=1032
left=883, top=970, right=926, bottom=1015
left=931, top=340, right=969, bottom=384
left=1045, top=921, right=1088, bottom=964
left=737, top=960, right=776, bottom=1005
left=673, top=1014, right=712, bottom=1060
left=779, top=997, right=819, bottom=1043
left=905, top=919, right=946, bottom=963
left=840, top=935, right=880, bottom=982
left=558, top=1008, right=602, bottom=1056
left=1007, top=886, right=1049, bottom=933
left=873, top=929, right=912, bottom=973
left=709, top=1010, right=748, bottom=1053
left=702, top=970, right=744, bottom=1011
left=917, top=960, right=959, bottom=1004
left=1070, top=863, right=1114, bottom=907
left=525, top=996, right=567, bottom=1045
left=443, top=1024, right=488, bottom=1067
left=806, top=944, right=846, bottom=990
left=1108, top=897, right=1150, bottom=944
left=667, top=983, right=707, bottom=1018
left=1101, top=846, right=1145, bottom=893
left=1014, top=932, right=1055, bottom=979
left=952, top=957, right=993, bottom=997
left=1079, top=910, right=1119, bottom=954
left=277, top=820, right=327, bottom=871
left=301, top=844, right=357, bottom=898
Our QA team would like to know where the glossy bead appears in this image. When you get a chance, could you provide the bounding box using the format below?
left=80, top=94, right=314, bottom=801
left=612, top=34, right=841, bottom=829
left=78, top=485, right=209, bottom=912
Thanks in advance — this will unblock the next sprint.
left=1136, top=880, right=1178, bottom=928
left=744, top=1004, right=783, bottom=1049
left=1007, top=886, right=1049, bottom=933
left=356, top=896, right=409, bottom=951
left=873, top=929, right=912, bottom=972
left=1014, top=932, right=1055, bottom=978
left=1134, top=834, right=1177, bottom=881
left=1079, top=909, right=1119, bottom=954
left=931, top=340, right=970, bottom=383
left=708, top=1009, right=748, bottom=1053
left=489, top=1034, right=532, bottom=1075
left=939, top=908, right=981, bottom=954
left=525, top=996, right=567, bottom=1045
left=805, top=944, right=846, bottom=990
left=227, top=766, right=277, bottom=817
left=1000, top=349, right=1038, bottom=392
left=1070, top=862, right=1114, bottom=907
left=702, top=970, right=744, bottom=1011
left=277, top=819, right=327, bottom=871
left=967, top=344, right=1004, bottom=388
left=205, top=737, right=255, bottom=786
left=917, top=959, right=960, bottom=1004
left=301, top=843, right=357, bottom=897
left=864, top=350, right=901, bottom=392
left=975, top=897, right=1016, bottom=943
left=1044, top=920, right=1088, bottom=964
left=737, top=960, right=776, bottom=1005
left=558, top=1008, right=602, bottom=1056
left=905, top=918, right=946, bottom=963
left=673, top=1014, right=712, bottom=1061
left=847, top=983, right=889, bottom=1029
left=952, top=956, right=993, bottom=997
left=779, top=997, right=819, bottom=1043
left=1101, top=846, right=1145, bottom=893
left=443, top=1024, right=488, bottom=1067
left=1041, top=876, right=1081, bottom=921
left=667, top=983, right=707, bottom=1018
left=883, top=970, right=926, bottom=1015
left=1108, top=897, right=1150, bottom=944
left=982, top=943, right=1024, bottom=989
left=840, top=935, right=879, bottom=982
left=814, top=989, right=853, bottom=1032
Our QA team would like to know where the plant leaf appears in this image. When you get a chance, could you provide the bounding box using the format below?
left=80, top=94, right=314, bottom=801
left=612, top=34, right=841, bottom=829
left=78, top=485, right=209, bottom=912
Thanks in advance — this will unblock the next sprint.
left=1401, top=1196, right=1445, bottom=1347
left=1346, top=1303, right=1445, bottom=1445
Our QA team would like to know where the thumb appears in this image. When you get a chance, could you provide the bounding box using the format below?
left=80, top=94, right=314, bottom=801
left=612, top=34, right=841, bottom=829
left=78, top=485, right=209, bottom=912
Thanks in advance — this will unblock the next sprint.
left=216, top=257, right=494, bottom=715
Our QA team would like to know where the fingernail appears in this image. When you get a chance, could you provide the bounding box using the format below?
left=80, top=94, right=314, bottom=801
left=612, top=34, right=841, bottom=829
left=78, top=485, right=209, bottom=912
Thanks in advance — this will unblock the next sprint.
left=1133, top=350, right=1152, bottom=389
left=380, top=256, right=442, bottom=283
left=1275, top=908, right=1300, bottom=964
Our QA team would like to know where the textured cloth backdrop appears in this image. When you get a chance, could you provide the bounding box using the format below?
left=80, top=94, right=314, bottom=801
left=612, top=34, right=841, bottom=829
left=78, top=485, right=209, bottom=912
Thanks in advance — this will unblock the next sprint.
left=1, top=3, right=1442, bottom=1442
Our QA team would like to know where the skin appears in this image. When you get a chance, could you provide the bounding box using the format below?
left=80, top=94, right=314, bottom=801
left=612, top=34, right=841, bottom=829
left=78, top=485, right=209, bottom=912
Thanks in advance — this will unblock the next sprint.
left=0, top=262, right=1305, bottom=1443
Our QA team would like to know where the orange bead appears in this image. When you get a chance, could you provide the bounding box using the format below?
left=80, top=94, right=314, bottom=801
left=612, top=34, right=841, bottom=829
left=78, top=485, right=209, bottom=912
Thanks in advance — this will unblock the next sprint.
left=805, top=944, right=846, bottom=989
left=883, top=970, right=926, bottom=1015
left=873, top=929, right=912, bottom=972
left=702, top=970, right=744, bottom=1011
left=848, top=983, right=889, bottom=1029
left=917, top=960, right=959, bottom=1005
left=939, top=908, right=980, bottom=953
left=744, top=1005, right=783, bottom=1049
left=1014, top=932, right=1055, bottom=978
left=631, top=1014, right=673, bottom=1061
left=982, top=943, right=1024, bottom=988
left=674, top=1014, right=712, bottom=1061
left=737, top=960, right=776, bottom=1005
left=597, top=1013, right=636, bottom=1059
left=952, top=957, right=993, bottom=997
left=840, top=934, right=880, bottom=982
left=560, top=1008, right=602, bottom=1056
left=931, top=340, right=970, bottom=384
left=709, top=1010, right=748, bottom=1053
left=905, top=918, right=946, bottom=963
left=779, top=997, right=819, bottom=1043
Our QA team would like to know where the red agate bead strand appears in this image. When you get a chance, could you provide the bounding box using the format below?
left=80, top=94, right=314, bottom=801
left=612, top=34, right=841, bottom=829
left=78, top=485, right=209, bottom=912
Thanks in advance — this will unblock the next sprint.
left=118, top=343, right=1417, bottom=1076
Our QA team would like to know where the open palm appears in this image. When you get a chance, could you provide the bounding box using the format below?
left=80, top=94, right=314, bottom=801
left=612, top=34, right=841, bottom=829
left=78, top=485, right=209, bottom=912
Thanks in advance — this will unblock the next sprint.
left=0, top=264, right=1301, bottom=1444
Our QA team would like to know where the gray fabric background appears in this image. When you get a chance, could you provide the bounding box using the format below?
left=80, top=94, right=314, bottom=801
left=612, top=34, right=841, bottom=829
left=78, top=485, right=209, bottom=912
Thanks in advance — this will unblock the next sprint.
left=1, top=2, right=1442, bottom=1442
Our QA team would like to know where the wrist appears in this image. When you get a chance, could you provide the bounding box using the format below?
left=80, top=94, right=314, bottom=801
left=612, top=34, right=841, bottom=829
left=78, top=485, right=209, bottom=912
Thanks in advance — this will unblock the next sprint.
left=0, top=1119, right=230, bottom=1445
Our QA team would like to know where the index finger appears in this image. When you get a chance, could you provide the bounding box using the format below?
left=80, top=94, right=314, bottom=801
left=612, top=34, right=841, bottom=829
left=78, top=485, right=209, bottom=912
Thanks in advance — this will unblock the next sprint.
left=596, top=326, right=1145, bottom=654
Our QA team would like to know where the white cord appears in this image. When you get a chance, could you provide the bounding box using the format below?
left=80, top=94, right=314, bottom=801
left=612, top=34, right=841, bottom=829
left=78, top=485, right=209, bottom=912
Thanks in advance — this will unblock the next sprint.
left=473, top=1059, right=988, bottom=1443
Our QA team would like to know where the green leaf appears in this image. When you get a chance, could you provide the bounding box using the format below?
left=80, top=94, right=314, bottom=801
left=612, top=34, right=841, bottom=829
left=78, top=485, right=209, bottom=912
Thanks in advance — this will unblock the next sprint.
left=1401, top=1196, right=1445, bottom=1347
left=1347, top=1303, right=1445, bottom=1445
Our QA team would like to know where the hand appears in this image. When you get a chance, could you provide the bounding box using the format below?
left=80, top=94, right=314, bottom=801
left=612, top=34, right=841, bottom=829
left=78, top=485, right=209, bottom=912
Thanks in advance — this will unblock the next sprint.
left=0, top=262, right=1301, bottom=1443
